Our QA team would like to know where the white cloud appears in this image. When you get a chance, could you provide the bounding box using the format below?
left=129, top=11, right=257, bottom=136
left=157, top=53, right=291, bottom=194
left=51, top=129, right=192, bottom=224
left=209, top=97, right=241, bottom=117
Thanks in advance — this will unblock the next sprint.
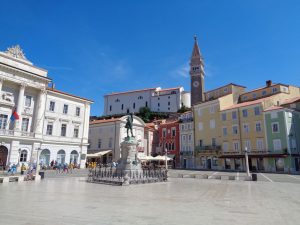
left=174, top=62, right=189, bottom=78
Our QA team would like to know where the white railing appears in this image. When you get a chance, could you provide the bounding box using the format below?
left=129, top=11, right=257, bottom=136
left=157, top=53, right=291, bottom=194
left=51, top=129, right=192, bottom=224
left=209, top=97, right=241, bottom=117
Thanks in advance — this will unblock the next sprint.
left=0, top=129, right=34, bottom=137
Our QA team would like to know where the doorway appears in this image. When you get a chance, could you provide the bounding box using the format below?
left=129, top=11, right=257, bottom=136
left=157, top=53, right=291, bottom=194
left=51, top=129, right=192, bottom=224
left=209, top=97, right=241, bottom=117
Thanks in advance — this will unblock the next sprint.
left=0, top=145, right=8, bottom=169
left=183, top=158, right=187, bottom=169
left=207, top=158, right=212, bottom=169
left=295, top=158, right=299, bottom=171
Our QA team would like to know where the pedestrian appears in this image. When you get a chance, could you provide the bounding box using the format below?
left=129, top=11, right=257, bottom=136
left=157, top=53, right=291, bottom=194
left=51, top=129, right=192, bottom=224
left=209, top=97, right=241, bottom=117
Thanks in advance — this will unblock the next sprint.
left=21, top=163, right=26, bottom=175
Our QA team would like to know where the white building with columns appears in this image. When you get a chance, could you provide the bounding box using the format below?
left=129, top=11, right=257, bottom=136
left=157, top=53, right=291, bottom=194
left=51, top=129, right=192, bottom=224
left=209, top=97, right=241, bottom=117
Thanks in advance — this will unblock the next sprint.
left=0, top=45, right=93, bottom=169
left=103, top=87, right=191, bottom=116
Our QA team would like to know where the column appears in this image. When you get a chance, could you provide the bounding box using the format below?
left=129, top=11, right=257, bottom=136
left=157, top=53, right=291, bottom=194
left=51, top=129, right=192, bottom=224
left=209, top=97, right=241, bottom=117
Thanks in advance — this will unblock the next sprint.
left=34, top=89, right=46, bottom=138
left=0, top=77, right=4, bottom=92
left=15, top=83, right=26, bottom=131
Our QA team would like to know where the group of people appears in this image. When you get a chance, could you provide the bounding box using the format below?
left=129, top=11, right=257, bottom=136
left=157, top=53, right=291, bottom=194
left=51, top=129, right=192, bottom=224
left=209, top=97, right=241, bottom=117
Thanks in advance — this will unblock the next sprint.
left=85, top=161, right=118, bottom=169
left=49, top=160, right=77, bottom=174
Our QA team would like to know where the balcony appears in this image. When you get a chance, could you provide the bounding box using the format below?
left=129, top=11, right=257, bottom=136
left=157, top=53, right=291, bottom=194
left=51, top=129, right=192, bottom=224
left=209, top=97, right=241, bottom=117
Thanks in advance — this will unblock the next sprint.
left=180, top=151, right=194, bottom=156
left=0, top=129, right=34, bottom=137
left=23, top=107, right=33, bottom=115
left=195, top=145, right=221, bottom=155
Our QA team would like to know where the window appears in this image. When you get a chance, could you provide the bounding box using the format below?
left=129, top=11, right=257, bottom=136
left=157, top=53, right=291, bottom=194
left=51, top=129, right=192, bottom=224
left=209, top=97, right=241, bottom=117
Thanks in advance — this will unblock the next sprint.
left=182, top=135, right=186, bottom=142
left=271, top=112, right=278, bottom=119
left=245, top=140, right=251, bottom=151
left=222, top=113, right=227, bottom=121
left=19, top=150, right=27, bottom=162
left=210, top=106, right=216, bottom=113
left=212, top=138, right=216, bottom=146
left=188, top=134, right=192, bottom=142
left=197, top=108, right=202, bottom=116
left=21, top=118, right=29, bottom=132
left=242, top=109, right=248, bottom=117
left=63, top=104, right=68, bottom=114
left=232, top=111, right=237, bottom=120
left=272, top=122, right=279, bottom=133
left=273, top=139, right=282, bottom=151
left=181, top=124, right=184, bottom=130
left=233, top=141, right=239, bottom=151
left=162, top=128, right=166, bottom=137
left=46, top=123, right=53, bottom=135
left=243, top=124, right=249, bottom=133
left=222, top=127, right=227, bottom=136
left=171, top=128, right=176, bottom=137
left=254, top=106, right=260, bottom=115
left=252, top=93, right=257, bottom=98
left=158, top=103, right=160, bottom=107
left=262, top=90, right=267, bottom=96
left=121, top=104, right=124, bottom=110
left=255, top=122, right=262, bottom=132
left=171, top=91, right=176, bottom=94
left=25, top=96, right=32, bottom=107
left=0, top=114, right=8, bottom=129
left=168, top=102, right=170, bottom=106
left=223, top=142, right=228, bottom=151
left=109, top=105, right=112, bottom=111
left=232, top=125, right=238, bottom=135
left=109, top=138, right=113, bottom=148
left=138, top=96, right=143, bottom=100
left=209, top=119, right=215, bottom=129
left=133, top=103, right=135, bottom=109
left=199, top=140, right=203, bottom=147
left=168, top=96, right=170, bottom=99
left=272, top=87, right=277, bottom=93
left=73, top=127, right=79, bottom=138
left=243, top=96, right=248, bottom=101
left=76, top=107, right=80, bottom=116
left=198, top=122, right=203, bottom=131
left=168, top=107, right=170, bottom=110
left=145, top=101, right=148, bottom=107
left=256, top=139, right=264, bottom=150
left=223, top=87, right=228, bottom=93
left=98, top=139, right=102, bottom=149
left=49, top=101, right=55, bottom=112
left=172, top=143, right=175, bottom=150
left=61, top=124, right=67, bottom=136
left=115, top=99, right=120, bottom=102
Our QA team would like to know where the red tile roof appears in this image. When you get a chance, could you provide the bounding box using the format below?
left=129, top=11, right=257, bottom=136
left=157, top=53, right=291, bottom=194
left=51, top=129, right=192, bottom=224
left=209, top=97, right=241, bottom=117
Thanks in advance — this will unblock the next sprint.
left=222, top=96, right=274, bottom=111
left=47, top=87, right=94, bottom=102
left=281, top=96, right=300, bottom=105
left=264, top=106, right=284, bottom=112
left=90, top=118, right=120, bottom=125
left=104, top=87, right=158, bottom=96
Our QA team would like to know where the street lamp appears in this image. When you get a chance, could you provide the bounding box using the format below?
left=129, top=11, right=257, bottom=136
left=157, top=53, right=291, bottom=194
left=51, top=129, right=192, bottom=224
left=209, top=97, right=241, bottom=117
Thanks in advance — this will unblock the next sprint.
left=165, top=147, right=168, bottom=171
left=245, top=147, right=250, bottom=177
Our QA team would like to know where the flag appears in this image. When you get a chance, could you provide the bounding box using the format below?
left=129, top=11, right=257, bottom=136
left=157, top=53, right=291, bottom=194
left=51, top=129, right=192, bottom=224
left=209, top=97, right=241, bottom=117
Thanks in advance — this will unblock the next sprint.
left=10, top=109, right=19, bottom=122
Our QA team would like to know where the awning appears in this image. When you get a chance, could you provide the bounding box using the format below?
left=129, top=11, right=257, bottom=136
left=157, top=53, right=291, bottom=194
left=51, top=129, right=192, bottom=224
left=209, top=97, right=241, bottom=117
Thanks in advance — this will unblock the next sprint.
left=138, top=155, right=156, bottom=161
left=86, top=150, right=112, bottom=158
left=154, top=155, right=173, bottom=161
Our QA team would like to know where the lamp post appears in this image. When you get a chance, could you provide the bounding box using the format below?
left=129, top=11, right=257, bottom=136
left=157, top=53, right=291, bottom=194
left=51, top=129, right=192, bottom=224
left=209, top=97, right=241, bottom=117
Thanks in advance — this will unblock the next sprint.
left=165, top=147, right=168, bottom=171
left=245, top=147, right=250, bottom=177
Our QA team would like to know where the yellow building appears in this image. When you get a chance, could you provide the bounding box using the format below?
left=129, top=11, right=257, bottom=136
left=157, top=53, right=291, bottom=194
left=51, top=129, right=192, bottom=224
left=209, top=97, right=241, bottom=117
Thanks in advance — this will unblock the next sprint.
left=193, top=83, right=245, bottom=169
left=218, top=82, right=300, bottom=171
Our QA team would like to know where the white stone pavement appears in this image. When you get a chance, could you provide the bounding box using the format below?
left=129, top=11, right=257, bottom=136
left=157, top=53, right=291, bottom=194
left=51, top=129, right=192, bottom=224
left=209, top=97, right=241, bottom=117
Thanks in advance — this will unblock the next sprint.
left=0, top=177, right=300, bottom=225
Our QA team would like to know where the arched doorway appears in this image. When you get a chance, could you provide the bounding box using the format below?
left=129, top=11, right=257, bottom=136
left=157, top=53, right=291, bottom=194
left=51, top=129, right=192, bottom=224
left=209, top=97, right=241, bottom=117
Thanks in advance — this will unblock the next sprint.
left=57, top=150, right=66, bottom=165
left=40, top=149, right=51, bottom=166
left=0, top=145, right=8, bottom=169
left=70, top=150, right=79, bottom=164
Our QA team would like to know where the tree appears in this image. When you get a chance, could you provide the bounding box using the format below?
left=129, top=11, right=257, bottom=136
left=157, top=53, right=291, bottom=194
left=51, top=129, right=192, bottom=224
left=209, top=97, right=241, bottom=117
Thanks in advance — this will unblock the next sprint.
left=138, top=107, right=151, bottom=122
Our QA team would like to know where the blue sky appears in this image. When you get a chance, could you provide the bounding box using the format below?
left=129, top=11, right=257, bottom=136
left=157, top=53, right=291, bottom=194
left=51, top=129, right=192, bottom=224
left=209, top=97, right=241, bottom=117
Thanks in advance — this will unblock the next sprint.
left=1, top=0, right=300, bottom=115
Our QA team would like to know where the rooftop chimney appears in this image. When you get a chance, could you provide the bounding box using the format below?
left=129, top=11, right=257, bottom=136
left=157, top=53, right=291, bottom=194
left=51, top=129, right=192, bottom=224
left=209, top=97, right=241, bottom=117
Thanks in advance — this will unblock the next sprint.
left=266, top=80, right=272, bottom=87
left=51, top=83, right=55, bottom=90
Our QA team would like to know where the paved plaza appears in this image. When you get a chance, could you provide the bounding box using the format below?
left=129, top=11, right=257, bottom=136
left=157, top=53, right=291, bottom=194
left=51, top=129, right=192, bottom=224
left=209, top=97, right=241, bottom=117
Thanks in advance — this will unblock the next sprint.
left=1, top=174, right=300, bottom=225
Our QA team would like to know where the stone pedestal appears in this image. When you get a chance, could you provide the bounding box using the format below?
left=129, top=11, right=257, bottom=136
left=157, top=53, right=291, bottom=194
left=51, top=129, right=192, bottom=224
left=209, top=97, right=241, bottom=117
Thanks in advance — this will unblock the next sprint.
left=117, top=137, right=142, bottom=185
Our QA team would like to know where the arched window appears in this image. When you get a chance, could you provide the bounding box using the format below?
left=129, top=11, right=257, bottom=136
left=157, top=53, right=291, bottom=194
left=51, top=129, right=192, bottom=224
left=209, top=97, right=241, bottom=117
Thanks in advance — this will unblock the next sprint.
left=19, top=150, right=27, bottom=162
left=40, top=149, right=51, bottom=166
left=133, top=103, right=135, bottom=109
left=121, top=104, right=124, bottom=110
left=145, top=101, right=148, bottom=107
left=70, top=150, right=79, bottom=164
left=168, top=143, right=172, bottom=150
left=57, top=150, right=66, bottom=164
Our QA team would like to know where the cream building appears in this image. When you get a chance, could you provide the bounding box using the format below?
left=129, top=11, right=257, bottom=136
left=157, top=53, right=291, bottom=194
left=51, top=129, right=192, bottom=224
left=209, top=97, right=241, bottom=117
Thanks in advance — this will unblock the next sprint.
left=0, top=45, right=92, bottom=169
left=103, top=87, right=190, bottom=116
left=88, top=115, right=146, bottom=162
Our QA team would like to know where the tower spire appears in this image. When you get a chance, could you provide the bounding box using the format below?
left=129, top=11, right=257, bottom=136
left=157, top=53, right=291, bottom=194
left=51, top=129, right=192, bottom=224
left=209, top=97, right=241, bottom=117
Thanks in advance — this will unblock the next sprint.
left=190, top=35, right=205, bottom=105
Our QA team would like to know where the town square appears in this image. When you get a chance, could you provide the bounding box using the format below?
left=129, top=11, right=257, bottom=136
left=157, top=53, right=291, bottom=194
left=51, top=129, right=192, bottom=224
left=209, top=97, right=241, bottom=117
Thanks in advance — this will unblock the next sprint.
left=1, top=0, right=300, bottom=224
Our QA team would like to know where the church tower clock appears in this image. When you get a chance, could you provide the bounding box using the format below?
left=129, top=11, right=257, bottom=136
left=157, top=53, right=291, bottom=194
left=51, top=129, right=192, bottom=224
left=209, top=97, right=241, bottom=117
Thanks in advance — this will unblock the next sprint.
left=190, top=35, right=205, bottom=106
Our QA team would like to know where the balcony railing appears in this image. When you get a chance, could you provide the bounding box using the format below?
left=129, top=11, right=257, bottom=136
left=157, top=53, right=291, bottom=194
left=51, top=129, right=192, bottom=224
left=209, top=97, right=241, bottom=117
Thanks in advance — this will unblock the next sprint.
left=195, top=145, right=222, bottom=151
left=0, top=129, right=34, bottom=137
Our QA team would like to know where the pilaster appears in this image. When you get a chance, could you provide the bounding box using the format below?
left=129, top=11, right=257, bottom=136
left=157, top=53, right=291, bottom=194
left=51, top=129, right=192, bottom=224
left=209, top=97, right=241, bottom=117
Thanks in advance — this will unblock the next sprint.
left=34, top=88, right=46, bottom=138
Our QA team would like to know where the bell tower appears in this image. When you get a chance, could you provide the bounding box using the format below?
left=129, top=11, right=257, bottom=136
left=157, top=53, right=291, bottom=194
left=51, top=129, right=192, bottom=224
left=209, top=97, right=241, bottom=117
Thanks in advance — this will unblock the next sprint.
left=190, top=35, right=205, bottom=105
